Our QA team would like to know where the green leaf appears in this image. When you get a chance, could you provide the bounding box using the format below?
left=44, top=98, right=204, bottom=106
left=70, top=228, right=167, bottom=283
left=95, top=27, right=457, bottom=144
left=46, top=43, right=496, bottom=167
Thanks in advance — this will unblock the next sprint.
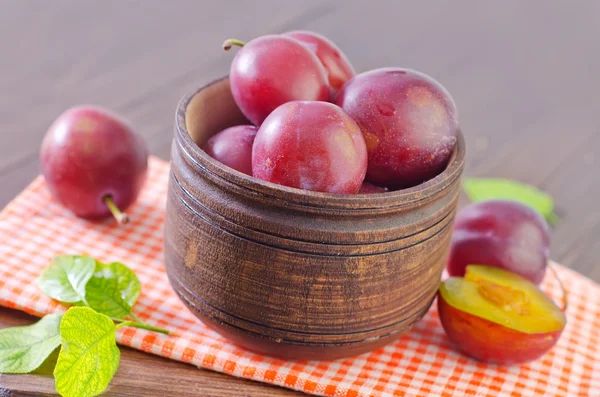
left=38, top=255, right=96, bottom=303
left=85, top=261, right=141, bottom=319
left=0, top=313, right=62, bottom=374
left=463, top=178, right=559, bottom=224
left=31, top=347, right=60, bottom=375
left=54, top=307, right=120, bottom=397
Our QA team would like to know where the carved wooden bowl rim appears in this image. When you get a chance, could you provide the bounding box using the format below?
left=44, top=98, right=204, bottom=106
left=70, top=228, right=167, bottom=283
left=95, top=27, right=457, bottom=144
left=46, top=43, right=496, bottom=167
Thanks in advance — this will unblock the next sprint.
left=174, top=77, right=466, bottom=210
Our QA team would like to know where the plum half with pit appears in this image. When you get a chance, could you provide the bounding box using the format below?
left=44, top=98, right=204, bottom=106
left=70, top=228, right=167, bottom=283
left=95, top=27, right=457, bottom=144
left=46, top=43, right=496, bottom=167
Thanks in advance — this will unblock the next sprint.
left=252, top=101, right=367, bottom=194
left=40, top=106, right=148, bottom=224
left=447, top=200, right=550, bottom=284
left=438, top=265, right=566, bottom=365
left=335, top=68, right=458, bottom=189
left=202, top=125, right=257, bottom=175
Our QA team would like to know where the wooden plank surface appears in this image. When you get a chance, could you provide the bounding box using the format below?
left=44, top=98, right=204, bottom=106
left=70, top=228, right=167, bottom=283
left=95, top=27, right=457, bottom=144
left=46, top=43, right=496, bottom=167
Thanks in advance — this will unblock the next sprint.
left=0, top=1, right=599, bottom=396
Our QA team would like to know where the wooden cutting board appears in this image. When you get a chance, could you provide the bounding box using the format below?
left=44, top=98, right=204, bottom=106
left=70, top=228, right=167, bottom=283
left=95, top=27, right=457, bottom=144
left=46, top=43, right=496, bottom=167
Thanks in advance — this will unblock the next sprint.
left=0, top=307, right=304, bottom=397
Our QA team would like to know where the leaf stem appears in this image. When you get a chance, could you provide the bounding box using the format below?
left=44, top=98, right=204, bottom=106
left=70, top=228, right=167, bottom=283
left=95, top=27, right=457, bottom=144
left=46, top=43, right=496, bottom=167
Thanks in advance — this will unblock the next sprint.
left=547, top=211, right=560, bottom=226
left=113, top=319, right=170, bottom=335
left=129, top=313, right=143, bottom=323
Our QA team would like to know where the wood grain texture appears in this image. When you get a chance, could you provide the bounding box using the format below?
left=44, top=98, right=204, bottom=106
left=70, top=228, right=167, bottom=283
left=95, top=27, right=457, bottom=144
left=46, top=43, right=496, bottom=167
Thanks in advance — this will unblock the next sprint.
left=0, top=0, right=598, bottom=395
left=165, top=78, right=464, bottom=359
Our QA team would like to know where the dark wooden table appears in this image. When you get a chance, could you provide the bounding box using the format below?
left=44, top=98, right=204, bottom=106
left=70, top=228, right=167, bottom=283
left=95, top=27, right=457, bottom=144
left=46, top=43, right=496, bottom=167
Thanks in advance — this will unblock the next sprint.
left=1, top=1, right=598, bottom=396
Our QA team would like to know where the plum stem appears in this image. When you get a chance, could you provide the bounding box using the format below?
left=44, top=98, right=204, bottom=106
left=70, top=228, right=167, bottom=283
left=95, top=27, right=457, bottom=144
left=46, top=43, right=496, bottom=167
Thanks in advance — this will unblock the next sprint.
left=549, top=264, right=568, bottom=312
left=222, top=39, right=245, bottom=51
left=103, top=196, right=129, bottom=225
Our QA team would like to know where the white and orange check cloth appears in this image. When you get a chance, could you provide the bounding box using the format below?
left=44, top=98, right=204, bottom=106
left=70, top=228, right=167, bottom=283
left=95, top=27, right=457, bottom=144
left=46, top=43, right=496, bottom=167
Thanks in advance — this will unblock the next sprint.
left=0, top=157, right=598, bottom=397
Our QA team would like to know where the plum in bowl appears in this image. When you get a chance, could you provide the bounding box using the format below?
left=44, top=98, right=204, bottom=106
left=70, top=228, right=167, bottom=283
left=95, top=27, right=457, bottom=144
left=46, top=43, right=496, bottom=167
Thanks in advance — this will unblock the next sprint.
left=164, top=77, right=465, bottom=360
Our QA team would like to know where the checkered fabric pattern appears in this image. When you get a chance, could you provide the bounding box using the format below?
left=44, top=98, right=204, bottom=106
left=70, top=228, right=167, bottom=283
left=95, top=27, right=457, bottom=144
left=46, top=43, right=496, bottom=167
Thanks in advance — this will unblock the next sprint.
left=0, top=157, right=598, bottom=397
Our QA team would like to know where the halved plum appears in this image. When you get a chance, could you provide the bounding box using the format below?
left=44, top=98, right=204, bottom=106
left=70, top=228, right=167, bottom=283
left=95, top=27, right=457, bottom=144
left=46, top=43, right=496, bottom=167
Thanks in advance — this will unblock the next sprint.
left=438, top=265, right=566, bottom=365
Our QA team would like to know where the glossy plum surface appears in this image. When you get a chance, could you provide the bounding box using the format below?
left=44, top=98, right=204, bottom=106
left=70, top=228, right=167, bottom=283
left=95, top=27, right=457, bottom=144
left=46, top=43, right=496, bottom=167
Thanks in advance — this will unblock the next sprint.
left=228, top=35, right=329, bottom=126
left=40, top=106, right=148, bottom=219
left=438, top=265, right=565, bottom=365
left=335, top=68, right=458, bottom=189
left=202, top=125, right=257, bottom=175
left=252, top=101, right=367, bottom=194
left=283, top=30, right=355, bottom=93
left=447, top=200, right=550, bottom=284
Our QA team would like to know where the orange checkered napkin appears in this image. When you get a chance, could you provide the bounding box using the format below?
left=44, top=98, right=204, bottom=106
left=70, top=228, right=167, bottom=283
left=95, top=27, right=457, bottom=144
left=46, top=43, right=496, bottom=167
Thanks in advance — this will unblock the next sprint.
left=1, top=157, right=598, bottom=397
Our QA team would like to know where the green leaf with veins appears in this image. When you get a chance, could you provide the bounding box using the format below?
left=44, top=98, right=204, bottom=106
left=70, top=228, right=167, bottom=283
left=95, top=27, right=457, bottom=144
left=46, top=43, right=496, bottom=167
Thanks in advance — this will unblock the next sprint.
left=85, top=261, right=141, bottom=319
left=54, top=307, right=120, bottom=397
left=0, top=313, right=63, bottom=374
left=38, top=255, right=96, bottom=303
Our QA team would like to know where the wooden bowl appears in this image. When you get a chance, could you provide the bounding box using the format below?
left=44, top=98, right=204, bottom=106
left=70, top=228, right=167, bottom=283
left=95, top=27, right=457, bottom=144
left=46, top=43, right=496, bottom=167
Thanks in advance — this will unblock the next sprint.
left=165, top=77, right=466, bottom=360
